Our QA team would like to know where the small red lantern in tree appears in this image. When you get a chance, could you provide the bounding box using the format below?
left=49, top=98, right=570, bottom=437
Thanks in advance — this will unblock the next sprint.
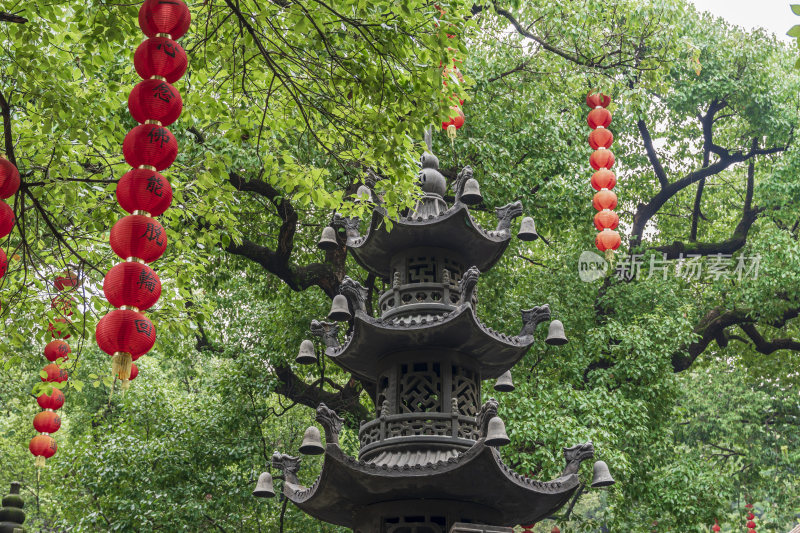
left=0, top=158, right=20, bottom=198
left=128, top=79, right=183, bottom=126
left=712, top=519, right=720, bottom=532
left=96, top=309, right=156, bottom=380
left=586, top=92, right=611, bottom=108
left=442, top=105, right=465, bottom=141
left=139, top=0, right=191, bottom=39
left=595, top=229, right=621, bottom=253
left=590, top=149, right=615, bottom=171
left=29, top=434, right=57, bottom=467
left=41, top=363, right=68, bottom=383
left=48, top=317, right=72, bottom=339
left=123, top=124, right=178, bottom=171
left=589, top=128, right=614, bottom=150
left=110, top=215, right=168, bottom=263
left=747, top=521, right=756, bottom=529
left=0, top=200, right=15, bottom=238
left=53, top=271, right=80, bottom=291
left=591, top=169, right=617, bottom=191
left=594, top=210, right=619, bottom=231
left=33, top=411, right=62, bottom=434
left=116, top=168, right=173, bottom=217
left=103, top=261, right=162, bottom=311
left=134, top=37, right=188, bottom=83
left=44, top=340, right=71, bottom=362
left=587, top=107, right=612, bottom=129
left=593, top=189, right=618, bottom=211
left=0, top=248, right=7, bottom=279
left=37, top=388, right=65, bottom=410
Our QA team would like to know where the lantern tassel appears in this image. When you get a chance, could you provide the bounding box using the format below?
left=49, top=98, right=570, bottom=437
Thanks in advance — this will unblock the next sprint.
left=112, top=352, right=133, bottom=380
left=605, top=249, right=615, bottom=264
left=447, top=124, right=457, bottom=144
left=35, top=456, right=45, bottom=468
left=121, top=379, right=131, bottom=392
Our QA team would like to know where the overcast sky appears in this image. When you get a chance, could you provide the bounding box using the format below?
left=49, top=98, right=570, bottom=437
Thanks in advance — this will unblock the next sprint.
left=689, top=0, right=794, bottom=40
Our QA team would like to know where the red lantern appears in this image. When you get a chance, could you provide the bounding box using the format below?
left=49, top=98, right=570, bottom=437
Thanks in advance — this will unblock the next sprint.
left=595, top=229, right=621, bottom=252
left=37, top=388, right=65, bottom=410
left=44, top=340, right=71, bottom=362
left=712, top=520, right=720, bottom=532
left=110, top=215, right=168, bottom=263
left=441, top=106, right=465, bottom=130
left=95, top=309, right=156, bottom=358
left=590, top=149, right=615, bottom=170
left=0, top=200, right=15, bottom=238
left=48, top=317, right=72, bottom=339
left=748, top=530, right=756, bottom=533
left=103, top=261, right=162, bottom=311
left=747, top=513, right=755, bottom=520
left=589, top=128, right=614, bottom=150
left=593, top=189, right=618, bottom=211
left=54, top=271, right=79, bottom=291
left=51, top=296, right=75, bottom=317
left=587, top=108, right=612, bottom=129
left=129, top=363, right=139, bottom=381
left=123, top=124, right=178, bottom=171
left=0, top=158, right=20, bottom=199
left=134, top=37, right=188, bottom=84
left=594, top=210, right=619, bottom=231
left=33, top=411, right=62, bottom=434
left=745, top=504, right=753, bottom=509
left=128, top=79, right=183, bottom=126
left=551, top=527, right=561, bottom=533
left=591, top=169, right=617, bottom=191
left=0, top=248, right=6, bottom=278
left=41, top=363, right=68, bottom=383
left=586, top=92, right=611, bottom=108
left=138, top=0, right=191, bottom=40
left=747, top=521, right=756, bottom=528
left=29, top=434, right=57, bottom=466
left=116, top=168, right=173, bottom=216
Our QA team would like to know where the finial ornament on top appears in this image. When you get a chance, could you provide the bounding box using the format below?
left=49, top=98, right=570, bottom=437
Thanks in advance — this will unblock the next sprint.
left=458, top=266, right=480, bottom=305
left=339, top=276, right=368, bottom=314
left=310, top=320, right=341, bottom=349
left=495, top=201, right=524, bottom=232
left=519, top=305, right=552, bottom=337
left=316, top=403, right=344, bottom=445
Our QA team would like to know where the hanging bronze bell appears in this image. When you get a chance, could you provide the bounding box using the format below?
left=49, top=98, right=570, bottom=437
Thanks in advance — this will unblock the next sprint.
left=517, top=216, right=539, bottom=241
left=493, top=370, right=515, bottom=392
left=299, top=426, right=325, bottom=455
left=356, top=185, right=371, bottom=201
left=252, top=471, right=275, bottom=498
left=460, top=178, right=483, bottom=205
left=591, top=460, right=615, bottom=488
left=545, top=319, right=568, bottom=345
left=328, top=294, right=352, bottom=321
left=485, top=416, right=511, bottom=447
left=317, top=226, right=338, bottom=251
left=295, top=340, right=316, bottom=365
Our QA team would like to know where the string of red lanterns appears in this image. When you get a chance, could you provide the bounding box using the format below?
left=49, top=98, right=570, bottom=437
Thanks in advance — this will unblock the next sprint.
left=0, top=156, right=20, bottom=281
left=29, top=275, right=77, bottom=468
left=437, top=4, right=466, bottom=142
left=745, top=502, right=756, bottom=533
left=586, top=92, right=621, bottom=260
left=96, top=0, right=190, bottom=391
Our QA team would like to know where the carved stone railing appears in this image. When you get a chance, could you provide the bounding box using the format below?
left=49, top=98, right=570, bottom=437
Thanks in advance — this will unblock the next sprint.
left=378, top=282, right=460, bottom=318
left=359, top=412, right=480, bottom=458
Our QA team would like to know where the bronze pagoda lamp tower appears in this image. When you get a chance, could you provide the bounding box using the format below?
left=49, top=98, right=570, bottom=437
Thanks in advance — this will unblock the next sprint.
left=256, top=152, right=614, bottom=532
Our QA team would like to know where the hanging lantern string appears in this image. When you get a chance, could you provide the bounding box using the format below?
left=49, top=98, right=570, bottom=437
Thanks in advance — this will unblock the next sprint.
left=587, top=92, right=620, bottom=263
left=96, top=0, right=190, bottom=393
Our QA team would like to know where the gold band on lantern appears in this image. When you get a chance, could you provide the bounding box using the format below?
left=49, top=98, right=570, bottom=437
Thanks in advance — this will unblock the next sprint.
left=125, top=257, right=147, bottom=264
left=138, top=165, right=157, bottom=172
left=155, top=32, right=172, bottom=39
left=132, top=209, right=153, bottom=218
left=149, top=75, right=167, bottom=82
left=144, top=119, right=162, bottom=127
left=41, top=432, right=50, bottom=436
left=45, top=408, right=54, bottom=412
left=120, top=305, right=141, bottom=313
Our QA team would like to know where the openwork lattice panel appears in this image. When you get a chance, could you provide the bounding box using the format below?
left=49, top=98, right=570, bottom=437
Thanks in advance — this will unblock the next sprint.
left=451, top=366, right=479, bottom=417
left=399, top=362, right=442, bottom=413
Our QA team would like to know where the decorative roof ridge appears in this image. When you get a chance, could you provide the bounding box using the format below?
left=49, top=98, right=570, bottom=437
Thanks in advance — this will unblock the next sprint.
left=325, top=304, right=534, bottom=359
left=489, top=446, right=577, bottom=494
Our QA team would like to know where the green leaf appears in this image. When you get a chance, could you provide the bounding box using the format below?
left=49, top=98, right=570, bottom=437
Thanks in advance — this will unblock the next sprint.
left=792, top=4, right=800, bottom=15
left=788, top=24, right=800, bottom=37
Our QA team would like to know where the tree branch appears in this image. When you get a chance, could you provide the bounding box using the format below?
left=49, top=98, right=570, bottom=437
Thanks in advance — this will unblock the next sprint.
left=637, top=119, right=669, bottom=189
left=0, top=11, right=27, bottom=24
left=273, top=365, right=369, bottom=422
